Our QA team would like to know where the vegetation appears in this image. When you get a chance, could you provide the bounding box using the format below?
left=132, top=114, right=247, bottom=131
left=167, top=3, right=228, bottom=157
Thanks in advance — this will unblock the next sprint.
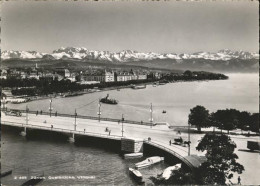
left=161, top=70, right=228, bottom=82
left=188, top=105, right=210, bottom=132
left=196, top=134, right=244, bottom=185
left=151, top=133, right=244, bottom=185
left=188, top=105, right=259, bottom=134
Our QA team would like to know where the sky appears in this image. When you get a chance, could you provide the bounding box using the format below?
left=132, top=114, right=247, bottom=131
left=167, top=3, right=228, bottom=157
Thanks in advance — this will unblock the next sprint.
left=1, top=1, right=259, bottom=53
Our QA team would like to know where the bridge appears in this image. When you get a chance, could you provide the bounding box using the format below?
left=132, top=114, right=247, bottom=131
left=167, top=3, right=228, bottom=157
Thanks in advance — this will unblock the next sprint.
left=1, top=108, right=205, bottom=171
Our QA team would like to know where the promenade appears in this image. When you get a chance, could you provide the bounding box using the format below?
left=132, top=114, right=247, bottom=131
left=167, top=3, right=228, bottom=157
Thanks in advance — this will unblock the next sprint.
left=1, top=110, right=260, bottom=185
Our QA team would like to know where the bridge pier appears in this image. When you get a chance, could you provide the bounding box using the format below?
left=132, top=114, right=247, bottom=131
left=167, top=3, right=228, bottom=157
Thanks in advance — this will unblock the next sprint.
left=68, top=133, right=75, bottom=143
left=121, top=138, right=143, bottom=153
left=20, top=127, right=27, bottom=137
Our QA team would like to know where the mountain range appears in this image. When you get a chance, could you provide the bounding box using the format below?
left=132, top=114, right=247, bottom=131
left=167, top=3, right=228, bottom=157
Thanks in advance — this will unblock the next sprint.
left=1, top=47, right=259, bottom=72
left=1, top=47, right=259, bottom=62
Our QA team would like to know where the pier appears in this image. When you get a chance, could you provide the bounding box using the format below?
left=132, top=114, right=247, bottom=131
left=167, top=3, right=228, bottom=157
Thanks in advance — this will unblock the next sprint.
left=1, top=108, right=204, bottom=171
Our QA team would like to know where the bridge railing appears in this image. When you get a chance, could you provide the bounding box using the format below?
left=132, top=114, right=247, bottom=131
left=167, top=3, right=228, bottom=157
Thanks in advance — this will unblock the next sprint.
left=144, top=140, right=194, bottom=169
left=6, top=108, right=154, bottom=126
left=1, top=121, right=122, bottom=140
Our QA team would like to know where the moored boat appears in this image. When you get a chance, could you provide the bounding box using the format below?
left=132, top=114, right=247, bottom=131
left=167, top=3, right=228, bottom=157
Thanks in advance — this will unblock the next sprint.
left=161, top=163, right=181, bottom=180
left=129, top=167, right=143, bottom=183
left=131, top=85, right=146, bottom=89
left=135, top=156, right=164, bottom=169
left=124, top=152, right=143, bottom=159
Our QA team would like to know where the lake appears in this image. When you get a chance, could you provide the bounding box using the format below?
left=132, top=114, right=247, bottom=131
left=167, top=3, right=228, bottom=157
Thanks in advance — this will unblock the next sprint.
left=7, top=73, right=259, bottom=126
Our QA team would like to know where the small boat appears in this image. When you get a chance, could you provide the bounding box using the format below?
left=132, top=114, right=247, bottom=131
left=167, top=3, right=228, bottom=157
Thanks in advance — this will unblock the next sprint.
left=162, top=110, right=167, bottom=114
left=161, top=164, right=181, bottom=180
left=132, top=85, right=146, bottom=89
left=0, top=170, right=12, bottom=178
left=63, top=92, right=84, bottom=97
left=135, top=156, right=164, bottom=169
left=129, top=167, right=143, bottom=183
left=100, top=94, right=118, bottom=105
left=21, top=174, right=44, bottom=186
left=124, top=152, right=143, bottom=159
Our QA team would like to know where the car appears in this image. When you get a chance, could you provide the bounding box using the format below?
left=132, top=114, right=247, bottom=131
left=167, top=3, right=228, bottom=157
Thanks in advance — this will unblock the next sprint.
left=5, top=110, right=22, bottom=117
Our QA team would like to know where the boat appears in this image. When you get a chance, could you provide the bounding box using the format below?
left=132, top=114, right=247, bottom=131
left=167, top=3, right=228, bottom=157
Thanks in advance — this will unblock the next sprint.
left=131, top=85, right=146, bottom=89
left=129, top=167, right=143, bottom=183
left=161, top=164, right=181, bottom=180
left=124, top=152, right=143, bottom=159
left=0, top=170, right=12, bottom=178
left=63, top=92, right=84, bottom=97
left=100, top=94, right=118, bottom=105
left=135, top=156, right=164, bottom=169
left=21, top=174, right=44, bottom=186
left=162, top=110, right=167, bottom=114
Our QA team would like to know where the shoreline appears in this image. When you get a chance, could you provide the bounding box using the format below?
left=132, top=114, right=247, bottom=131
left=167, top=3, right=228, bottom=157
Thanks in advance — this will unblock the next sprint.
left=3, top=78, right=228, bottom=104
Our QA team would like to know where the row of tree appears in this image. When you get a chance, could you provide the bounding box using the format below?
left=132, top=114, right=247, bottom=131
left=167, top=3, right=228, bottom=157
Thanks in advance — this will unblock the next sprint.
left=189, top=105, right=259, bottom=133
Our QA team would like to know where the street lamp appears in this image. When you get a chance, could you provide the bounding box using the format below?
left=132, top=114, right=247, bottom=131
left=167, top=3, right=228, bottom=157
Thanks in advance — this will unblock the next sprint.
left=188, top=122, right=191, bottom=156
left=149, top=103, right=153, bottom=128
left=121, top=114, right=124, bottom=137
left=97, top=99, right=101, bottom=122
left=2, top=97, right=6, bottom=111
left=49, top=99, right=53, bottom=117
left=74, top=109, right=77, bottom=131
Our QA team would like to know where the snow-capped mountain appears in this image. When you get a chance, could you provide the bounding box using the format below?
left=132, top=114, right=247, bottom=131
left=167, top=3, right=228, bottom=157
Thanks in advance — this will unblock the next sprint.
left=1, top=47, right=259, bottom=62
left=1, top=50, right=46, bottom=60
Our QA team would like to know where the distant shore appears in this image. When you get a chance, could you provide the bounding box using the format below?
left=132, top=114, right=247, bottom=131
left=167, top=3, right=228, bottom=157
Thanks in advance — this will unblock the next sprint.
left=3, top=77, right=228, bottom=104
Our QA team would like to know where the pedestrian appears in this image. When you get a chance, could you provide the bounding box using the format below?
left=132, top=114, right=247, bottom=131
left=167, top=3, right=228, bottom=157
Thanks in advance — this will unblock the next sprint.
left=84, top=129, right=86, bottom=133
left=238, top=176, right=241, bottom=185
left=169, top=140, right=171, bottom=146
left=51, top=125, right=53, bottom=129
left=36, top=111, right=38, bottom=116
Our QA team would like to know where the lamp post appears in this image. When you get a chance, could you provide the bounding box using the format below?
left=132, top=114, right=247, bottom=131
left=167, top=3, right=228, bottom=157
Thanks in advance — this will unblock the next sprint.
left=188, top=122, right=191, bottom=156
left=98, top=99, right=101, bottom=122
left=121, top=114, right=124, bottom=137
left=149, top=103, right=153, bottom=128
left=74, top=109, right=77, bottom=131
left=2, top=97, right=6, bottom=111
left=49, top=99, right=53, bottom=117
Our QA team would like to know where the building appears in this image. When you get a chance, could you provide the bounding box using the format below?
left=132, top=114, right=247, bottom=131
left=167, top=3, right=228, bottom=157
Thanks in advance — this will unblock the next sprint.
left=55, top=68, right=70, bottom=78
left=104, top=70, right=114, bottom=82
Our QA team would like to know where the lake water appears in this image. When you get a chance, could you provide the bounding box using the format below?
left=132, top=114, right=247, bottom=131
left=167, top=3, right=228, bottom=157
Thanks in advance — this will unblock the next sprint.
left=2, top=73, right=259, bottom=185
left=1, top=130, right=168, bottom=185
left=7, top=73, right=259, bottom=126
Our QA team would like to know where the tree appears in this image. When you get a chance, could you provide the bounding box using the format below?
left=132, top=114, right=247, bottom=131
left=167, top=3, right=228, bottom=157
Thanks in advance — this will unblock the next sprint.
left=237, top=111, right=251, bottom=130
left=212, top=109, right=239, bottom=134
left=249, top=113, right=259, bottom=133
left=196, top=133, right=244, bottom=185
left=188, top=105, right=210, bottom=132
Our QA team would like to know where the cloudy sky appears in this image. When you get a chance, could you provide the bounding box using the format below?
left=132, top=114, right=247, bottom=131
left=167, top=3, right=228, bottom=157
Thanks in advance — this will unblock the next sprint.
left=1, top=1, right=259, bottom=53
